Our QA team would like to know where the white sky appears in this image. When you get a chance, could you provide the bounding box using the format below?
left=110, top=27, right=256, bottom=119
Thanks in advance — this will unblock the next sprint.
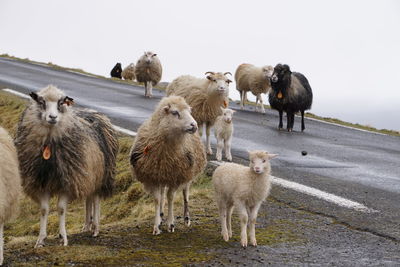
left=1, top=0, right=399, bottom=130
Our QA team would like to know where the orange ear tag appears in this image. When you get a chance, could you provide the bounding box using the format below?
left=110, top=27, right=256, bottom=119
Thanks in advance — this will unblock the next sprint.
left=277, top=92, right=283, bottom=99
left=43, top=145, right=51, bottom=160
left=143, top=145, right=150, bottom=155
left=223, top=100, right=228, bottom=108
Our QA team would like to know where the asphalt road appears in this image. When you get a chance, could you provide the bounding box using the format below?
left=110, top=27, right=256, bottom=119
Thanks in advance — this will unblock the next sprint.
left=1, top=57, right=399, bottom=264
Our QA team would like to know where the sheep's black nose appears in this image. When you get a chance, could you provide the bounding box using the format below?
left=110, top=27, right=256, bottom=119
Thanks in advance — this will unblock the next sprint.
left=49, top=115, right=57, bottom=119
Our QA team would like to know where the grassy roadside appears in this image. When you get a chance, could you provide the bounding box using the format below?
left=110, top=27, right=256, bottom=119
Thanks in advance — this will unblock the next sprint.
left=0, top=91, right=302, bottom=266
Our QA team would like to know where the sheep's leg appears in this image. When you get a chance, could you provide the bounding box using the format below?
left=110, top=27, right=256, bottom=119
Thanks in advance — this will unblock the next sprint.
left=144, top=82, right=148, bottom=97
left=148, top=82, right=153, bottom=98
left=289, top=112, right=295, bottom=132
left=240, top=90, right=245, bottom=110
left=249, top=203, right=261, bottom=247
left=152, top=186, right=162, bottom=235
left=82, top=195, right=94, bottom=232
left=198, top=123, right=204, bottom=137
left=218, top=201, right=229, bottom=241
left=227, top=203, right=234, bottom=238
left=206, top=122, right=213, bottom=155
left=301, top=110, right=305, bottom=132
left=286, top=111, right=292, bottom=132
left=237, top=202, right=248, bottom=248
left=92, top=195, right=100, bottom=237
left=258, top=94, right=266, bottom=114
left=224, top=138, right=232, bottom=161
left=0, top=223, right=3, bottom=266
left=183, top=182, right=191, bottom=226
left=166, top=187, right=177, bottom=232
left=160, top=186, right=166, bottom=219
left=35, top=193, right=50, bottom=248
left=278, top=110, right=283, bottom=130
left=216, top=137, right=223, bottom=161
left=58, top=194, right=68, bottom=246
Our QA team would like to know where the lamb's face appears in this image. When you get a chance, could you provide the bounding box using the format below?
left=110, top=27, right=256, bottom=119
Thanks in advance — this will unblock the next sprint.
left=162, top=102, right=198, bottom=134
left=249, top=151, right=277, bottom=174
left=206, top=72, right=232, bottom=96
left=262, top=65, right=274, bottom=79
left=271, top=64, right=291, bottom=83
left=143, top=51, right=157, bottom=65
left=29, top=92, right=73, bottom=126
left=221, top=107, right=235, bottom=124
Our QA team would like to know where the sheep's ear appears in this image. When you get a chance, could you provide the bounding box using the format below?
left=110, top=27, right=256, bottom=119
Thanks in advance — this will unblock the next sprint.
left=283, top=64, right=290, bottom=71
left=29, top=92, right=39, bottom=102
left=163, top=104, right=171, bottom=114
left=63, top=96, right=74, bottom=106
left=268, top=154, right=278, bottom=159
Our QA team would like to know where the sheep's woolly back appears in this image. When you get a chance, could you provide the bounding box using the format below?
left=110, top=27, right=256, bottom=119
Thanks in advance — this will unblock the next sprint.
left=135, top=52, right=162, bottom=85
left=122, top=63, right=136, bottom=80
left=14, top=85, right=118, bottom=202
left=235, top=64, right=272, bottom=96
left=212, top=160, right=271, bottom=207
left=166, top=74, right=228, bottom=126
left=130, top=96, right=206, bottom=188
left=0, top=127, right=21, bottom=223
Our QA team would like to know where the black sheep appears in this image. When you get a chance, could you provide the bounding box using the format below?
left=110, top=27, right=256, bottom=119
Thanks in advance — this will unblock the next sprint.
left=268, top=64, right=313, bottom=132
left=110, top=63, right=122, bottom=79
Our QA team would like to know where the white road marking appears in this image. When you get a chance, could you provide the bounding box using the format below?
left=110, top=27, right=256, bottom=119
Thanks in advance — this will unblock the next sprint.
left=209, top=161, right=377, bottom=213
left=2, top=88, right=379, bottom=213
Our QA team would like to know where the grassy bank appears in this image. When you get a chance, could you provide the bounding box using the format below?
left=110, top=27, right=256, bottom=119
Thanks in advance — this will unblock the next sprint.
left=0, top=91, right=302, bottom=266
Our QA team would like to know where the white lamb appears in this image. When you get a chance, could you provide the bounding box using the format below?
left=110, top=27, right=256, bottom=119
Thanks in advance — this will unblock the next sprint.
left=214, top=107, right=235, bottom=162
left=212, top=150, right=277, bottom=247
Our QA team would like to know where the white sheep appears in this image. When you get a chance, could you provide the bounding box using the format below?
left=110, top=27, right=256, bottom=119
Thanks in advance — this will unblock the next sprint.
left=122, top=63, right=136, bottom=81
left=235, top=64, right=274, bottom=113
left=130, top=96, right=207, bottom=235
left=214, top=107, right=235, bottom=162
left=212, top=150, right=277, bottom=247
left=14, top=85, right=118, bottom=248
left=0, top=127, right=21, bottom=266
left=166, top=72, right=231, bottom=155
left=135, top=51, right=162, bottom=98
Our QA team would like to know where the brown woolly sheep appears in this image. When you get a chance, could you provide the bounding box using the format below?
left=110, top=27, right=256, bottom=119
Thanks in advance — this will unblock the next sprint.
left=235, top=63, right=274, bottom=113
left=0, top=127, right=21, bottom=266
left=122, top=63, right=136, bottom=81
left=135, top=51, right=162, bottom=98
left=14, top=85, right=118, bottom=248
left=130, top=96, right=206, bottom=235
left=166, top=72, right=232, bottom=155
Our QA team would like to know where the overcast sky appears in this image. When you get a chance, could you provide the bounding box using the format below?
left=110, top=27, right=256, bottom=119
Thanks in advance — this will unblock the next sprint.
left=1, top=0, right=399, bottom=130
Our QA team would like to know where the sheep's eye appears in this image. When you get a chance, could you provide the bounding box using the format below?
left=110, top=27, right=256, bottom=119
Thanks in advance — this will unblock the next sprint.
left=262, top=160, right=266, bottom=163
left=171, top=110, right=180, bottom=118
left=38, top=100, right=46, bottom=110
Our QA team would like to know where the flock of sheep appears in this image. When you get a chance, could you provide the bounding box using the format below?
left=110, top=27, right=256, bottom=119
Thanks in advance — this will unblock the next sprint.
left=0, top=51, right=314, bottom=265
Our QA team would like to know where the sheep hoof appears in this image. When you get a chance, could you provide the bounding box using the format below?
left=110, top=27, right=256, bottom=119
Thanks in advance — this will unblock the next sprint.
left=226, top=156, right=232, bottom=162
left=34, top=239, right=46, bottom=248
left=250, top=240, right=257, bottom=247
left=288, top=128, right=293, bottom=132
left=241, top=241, right=248, bottom=248
left=207, top=149, right=213, bottom=155
left=184, top=216, right=191, bottom=227
left=222, top=232, right=229, bottom=242
left=153, top=226, right=161, bottom=235
left=168, top=224, right=175, bottom=233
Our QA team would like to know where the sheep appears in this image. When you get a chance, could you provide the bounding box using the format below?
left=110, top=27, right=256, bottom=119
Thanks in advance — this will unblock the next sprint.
left=212, top=150, right=277, bottom=248
left=0, top=127, right=21, bottom=266
left=110, top=63, right=122, bottom=79
left=130, top=95, right=206, bottom=235
left=14, top=85, right=118, bottom=248
left=166, top=72, right=232, bottom=155
left=135, top=51, right=163, bottom=98
left=235, top=63, right=274, bottom=113
left=122, top=63, right=136, bottom=81
left=268, top=64, right=313, bottom=132
left=214, top=107, right=235, bottom=162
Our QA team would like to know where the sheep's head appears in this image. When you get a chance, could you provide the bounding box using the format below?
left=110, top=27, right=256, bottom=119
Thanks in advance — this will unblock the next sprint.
left=271, top=64, right=291, bottom=83
left=142, top=51, right=158, bottom=65
left=220, top=107, right=235, bottom=124
left=158, top=96, right=198, bottom=136
left=205, top=72, right=232, bottom=96
left=115, top=63, right=122, bottom=71
left=248, top=150, right=277, bottom=174
left=29, top=85, right=74, bottom=126
left=262, top=65, right=274, bottom=79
